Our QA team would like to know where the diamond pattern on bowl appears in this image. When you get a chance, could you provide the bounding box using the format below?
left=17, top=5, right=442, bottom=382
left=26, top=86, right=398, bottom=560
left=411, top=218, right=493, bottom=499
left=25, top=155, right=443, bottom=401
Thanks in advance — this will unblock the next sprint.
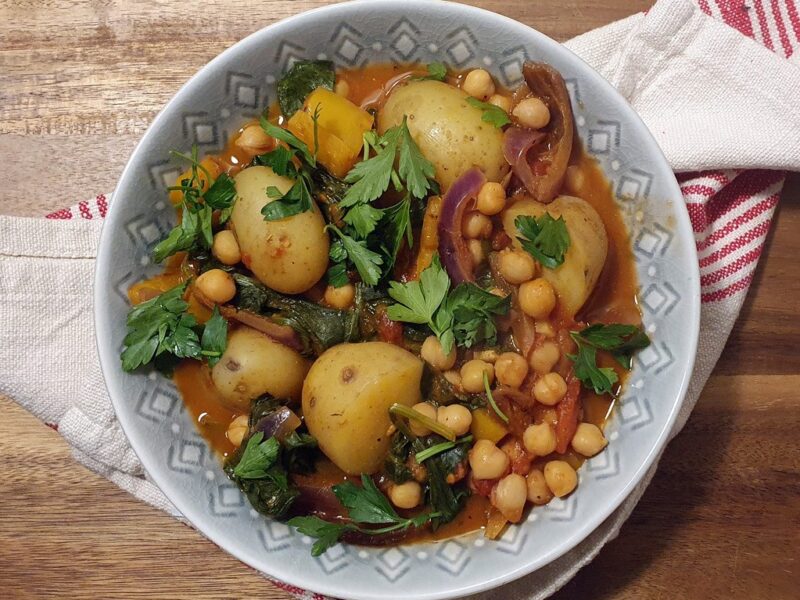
left=167, top=438, right=206, bottom=474
left=586, top=448, right=622, bottom=480
left=634, top=223, right=675, bottom=259
left=635, top=341, right=675, bottom=375
left=495, top=522, right=528, bottom=555
left=374, top=547, right=412, bottom=582
left=330, top=23, right=366, bottom=67
left=388, top=18, right=422, bottom=61
left=316, top=541, right=351, bottom=574
left=545, top=496, right=578, bottom=522
left=259, top=521, right=295, bottom=552
left=498, top=45, right=531, bottom=87
left=435, top=540, right=471, bottom=575
left=209, top=482, right=246, bottom=517
left=641, top=282, right=680, bottom=316
left=134, top=386, right=179, bottom=423
left=444, top=26, right=478, bottom=67
left=617, top=395, right=655, bottom=430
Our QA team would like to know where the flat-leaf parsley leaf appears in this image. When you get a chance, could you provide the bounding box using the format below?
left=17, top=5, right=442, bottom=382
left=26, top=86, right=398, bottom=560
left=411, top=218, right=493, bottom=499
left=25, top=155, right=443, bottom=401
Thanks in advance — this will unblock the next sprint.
left=515, top=213, right=571, bottom=269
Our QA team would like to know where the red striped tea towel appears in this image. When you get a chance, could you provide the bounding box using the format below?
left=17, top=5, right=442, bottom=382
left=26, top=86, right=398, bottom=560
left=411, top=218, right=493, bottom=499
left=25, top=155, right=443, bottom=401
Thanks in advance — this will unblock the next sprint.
left=2, top=0, right=799, bottom=598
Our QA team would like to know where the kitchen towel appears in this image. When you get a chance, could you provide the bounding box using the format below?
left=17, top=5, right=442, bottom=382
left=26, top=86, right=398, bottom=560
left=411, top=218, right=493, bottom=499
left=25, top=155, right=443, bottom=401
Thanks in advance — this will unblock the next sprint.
left=2, top=0, right=799, bottom=598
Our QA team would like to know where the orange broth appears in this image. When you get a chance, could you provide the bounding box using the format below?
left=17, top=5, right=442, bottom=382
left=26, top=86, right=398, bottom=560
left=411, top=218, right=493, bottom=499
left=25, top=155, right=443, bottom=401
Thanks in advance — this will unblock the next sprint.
left=163, top=63, right=642, bottom=542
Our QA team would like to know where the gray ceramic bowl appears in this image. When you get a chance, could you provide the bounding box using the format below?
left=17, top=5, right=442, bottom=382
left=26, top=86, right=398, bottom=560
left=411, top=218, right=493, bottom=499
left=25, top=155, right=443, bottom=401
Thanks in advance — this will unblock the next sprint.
left=94, top=1, right=700, bottom=598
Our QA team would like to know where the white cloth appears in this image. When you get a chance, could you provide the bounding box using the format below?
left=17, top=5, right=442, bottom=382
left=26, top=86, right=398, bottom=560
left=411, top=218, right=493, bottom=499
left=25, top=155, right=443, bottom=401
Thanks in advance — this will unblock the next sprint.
left=2, top=0, right=800, bottom=597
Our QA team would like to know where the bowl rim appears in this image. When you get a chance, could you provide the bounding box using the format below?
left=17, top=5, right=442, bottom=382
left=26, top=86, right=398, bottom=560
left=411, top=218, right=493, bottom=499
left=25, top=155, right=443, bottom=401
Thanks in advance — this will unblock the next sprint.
left=94, top=1, right=701, bottom=598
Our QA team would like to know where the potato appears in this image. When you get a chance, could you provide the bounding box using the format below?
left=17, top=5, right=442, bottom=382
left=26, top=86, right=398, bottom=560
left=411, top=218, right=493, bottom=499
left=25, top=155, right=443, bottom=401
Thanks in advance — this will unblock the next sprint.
left=211, top=326, right=311, bottom=412
left=231, top=166, right=329, bottom=294
left=302, top=342, right=424, bottom=474
left=502, top=195, right=608, bottom=318
left=377, top=80, right=508, bottom=191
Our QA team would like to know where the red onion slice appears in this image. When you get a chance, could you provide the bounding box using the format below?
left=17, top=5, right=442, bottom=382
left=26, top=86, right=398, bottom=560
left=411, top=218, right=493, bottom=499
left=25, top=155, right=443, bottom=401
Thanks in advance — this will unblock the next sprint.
left=437, top=167, right=486, bottom=284
left=502, top=127, right=546, bottom=196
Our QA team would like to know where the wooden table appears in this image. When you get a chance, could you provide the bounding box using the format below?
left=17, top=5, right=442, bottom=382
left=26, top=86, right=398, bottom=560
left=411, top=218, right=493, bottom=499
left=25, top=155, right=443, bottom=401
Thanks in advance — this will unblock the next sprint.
left=1, top=1, right=797, bottom=598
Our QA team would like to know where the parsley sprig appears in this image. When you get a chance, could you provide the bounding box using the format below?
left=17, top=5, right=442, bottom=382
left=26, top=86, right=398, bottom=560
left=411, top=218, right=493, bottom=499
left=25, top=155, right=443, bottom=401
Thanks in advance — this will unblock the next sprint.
left=288, top=475, right=438, bottom=556
left=411, top=62, right=448, bottom=82
left=257, top=117, right=318, bottom=221
left=515, top=213, right=571, bottom=269
left=121, top=284, right=228, bottom=372
left=328, top=117, right=436, bottom=285
left=568, top=324, right=651, bottom=395
left=386, top=256, right=510, bottom=354
left=153, top=146, right=237, bottom=263
left=233, top=432, right=281, bottom=479
left=466, top=97, right=511, bottom=129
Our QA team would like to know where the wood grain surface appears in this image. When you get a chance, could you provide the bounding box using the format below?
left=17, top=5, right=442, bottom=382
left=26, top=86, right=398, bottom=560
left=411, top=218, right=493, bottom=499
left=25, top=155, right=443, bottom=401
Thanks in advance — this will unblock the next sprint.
left=1, top=1, right=798, bottom=598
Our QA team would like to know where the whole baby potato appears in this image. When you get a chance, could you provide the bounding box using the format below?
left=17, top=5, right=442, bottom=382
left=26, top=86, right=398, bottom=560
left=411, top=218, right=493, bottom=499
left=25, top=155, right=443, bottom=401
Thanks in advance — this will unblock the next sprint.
left=231, top=166, right=329, bottom=294
left=211, top=326, right=311, bottom=412
left=302, top=342, right=424, bottom=475
left=377, top=80, right=508, bottom=191
left=502, top=195, right=608, bottom=318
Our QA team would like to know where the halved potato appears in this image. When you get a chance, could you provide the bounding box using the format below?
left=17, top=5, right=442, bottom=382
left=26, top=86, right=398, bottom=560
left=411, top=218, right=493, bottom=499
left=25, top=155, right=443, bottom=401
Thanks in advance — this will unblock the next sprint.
left=502, top=195, right=608, bottom=318
left=302, top=342, right=423, bottom=474
left=377, top=80, right=508, bottom=191
left=231, top=166, right=329, bottom=294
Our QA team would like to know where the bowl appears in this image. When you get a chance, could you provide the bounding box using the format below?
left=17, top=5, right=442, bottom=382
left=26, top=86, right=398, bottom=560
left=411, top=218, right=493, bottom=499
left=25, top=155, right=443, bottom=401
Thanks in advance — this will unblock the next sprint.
left=94, top=1, right=700, bottom=598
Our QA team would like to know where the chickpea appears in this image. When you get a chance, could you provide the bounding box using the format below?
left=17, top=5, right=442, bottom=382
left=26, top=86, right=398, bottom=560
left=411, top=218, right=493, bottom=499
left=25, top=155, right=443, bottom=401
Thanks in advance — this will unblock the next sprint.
left=468, top=239, right=486, bottom=267
left=571, top=423, right=608, bottom=457
left=488, top=94, right=512, bottom=113
left=476, top=348, right=499, bottom=363
left=544, top=460, right=578, bottom=497
left=420, top=335, right=457, bottom=371
left=443, top=369, right=463, bottom=390
left=533, top=372, right=568, bottom=406
left=565, top=165, right=585, bottom=194
left=462, top=68, right=496, bottom=100
left=462, top=211, right=493, bottom=239
left=226, top=415, right=249, bottom=447
left=195, top=268, right=236, bottom=304
left=534, top=321, right=556, bottom=338
left=334, top=79, right=350, bottom=98
left=513, top=97, right=551, bottom=129
left=495, top=352, right=529, bottom=388
left=437, top=404, right=473, bottom=436
left=497, top=249, right=537, bottom=284
left=460, top=359, right=494, bottom=393
left=526, top=469, right=554, bottom=505
left=518, top=278, right=557, bottom=319
left=389, top=481, right=422, bottom=509
left=530, top=341, right=560, bottom=374
left=492, top=473, right=528, bottom=522
left=476, top=182, right=506, bottom=216
left=235, top=123, right=272, bottom=152
left=323, top=283, right=355, bottom=310
left=409, top=402, right=438, bottom=437
left=522, top=422, right=557, bottom=456
left=469, top=439, right=510, bottom=480
left=211, top=230, right=242, bottom=266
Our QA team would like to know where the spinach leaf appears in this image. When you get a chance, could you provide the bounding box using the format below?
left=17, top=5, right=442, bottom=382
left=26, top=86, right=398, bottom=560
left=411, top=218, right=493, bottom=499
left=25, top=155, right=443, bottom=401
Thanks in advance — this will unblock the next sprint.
left=411, top=437, right=468, bottom=527
left=277, top=60, right=335, bottom=117
left=225, top=460, right=299, bottom=519
left=232, top=274, right=360, bottom=355
left=384, top=432, right=412, bottom=484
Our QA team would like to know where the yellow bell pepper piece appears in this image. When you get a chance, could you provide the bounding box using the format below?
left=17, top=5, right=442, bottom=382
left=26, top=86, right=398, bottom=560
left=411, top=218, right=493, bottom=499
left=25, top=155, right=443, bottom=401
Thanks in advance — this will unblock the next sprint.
left=304, top=88, right=374, bottom=155
left=286, top=87, right=374, bottom=178
left=470, top=408, right=509, bottom=443
left=286, top=111, right=353, bottom=178
left=168, top=157, right=221, bottom=205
